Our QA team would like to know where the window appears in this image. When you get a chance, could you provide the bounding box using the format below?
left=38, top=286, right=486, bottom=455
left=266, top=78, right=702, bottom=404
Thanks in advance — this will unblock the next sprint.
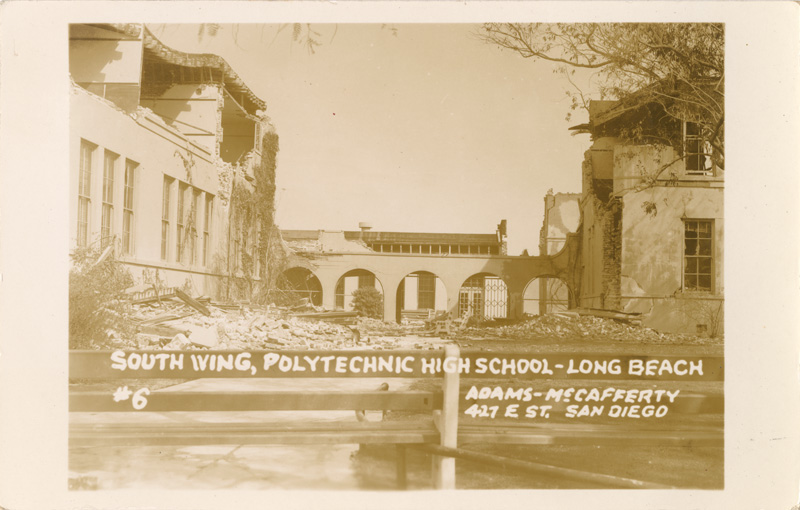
left=684, top=220, right=713, bottom=291
left=203, top=194, right=213, bottom=266
left=683, top=122, right=714, bottom=175
left=77, top=140, right=95, bottom=247
left=417, top=273, right=436, bottom=310
left=190, top=188, right=201, bottom=264
left=177, top=182, right=188, bottom=263
left=359, top=273, right=376, bottom=289
left=161, top=176, right=173, bottom=261
left=122, top=160, right=137, bottom=255
left=101, top=150, right=118, bottom=248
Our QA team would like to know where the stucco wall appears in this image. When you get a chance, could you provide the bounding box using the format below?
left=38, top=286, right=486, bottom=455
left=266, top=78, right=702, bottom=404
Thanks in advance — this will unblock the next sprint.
left=619, top=186, right=724, bottom=335
left=70, top=86, right=230, bottom=297
left=140, top=84, right=221, bottom=153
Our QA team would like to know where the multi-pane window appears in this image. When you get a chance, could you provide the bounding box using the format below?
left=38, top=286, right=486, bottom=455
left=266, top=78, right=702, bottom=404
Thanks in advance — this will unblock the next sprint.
left=122, top=160, right=137, bottom=255
left=161, top=176, right=173, bottom=261
left=359, top=273, right=376, bottom=289
left=417, top=272, right=436, bottom=310
left=684, top=220, right=713, bottom=291
left=101, top=150, right=118, bottom=248
left=190, top=189, right=201, bottom=264
left=203, top=194, right=213, bottom=266
left=176, top=182, right=188, bottom=263
left=684, top=122, right=714, bottom=175
left=77, top=140, right=95, bottom=247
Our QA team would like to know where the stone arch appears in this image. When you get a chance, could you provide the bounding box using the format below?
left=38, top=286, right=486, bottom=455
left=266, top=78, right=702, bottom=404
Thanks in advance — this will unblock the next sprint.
left=394, top=270, right=448, bottom=324
left=277, top=267, right=323, bottom=306
left=458, top=272, right=509, bottom=320
left=334, top=269, right=385, bottom=314
left=522, top=276, right=573, bottom=316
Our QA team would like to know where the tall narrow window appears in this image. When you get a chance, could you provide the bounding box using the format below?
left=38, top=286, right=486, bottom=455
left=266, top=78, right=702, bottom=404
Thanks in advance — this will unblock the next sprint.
left=417, top=272, right=436, bottom=310
left=101, top=150, right=118, bottom=248
left=77, top=140, right=95, bottom=247
left=177, top=182, right=187, bottom=263
left=190, top=188, right=201, bottom=264
left=684, top=122, right=714, bottom=175
left=161, top=177, right=173, bottom=261
left=684, top=220, right=713, bottom=291
left=203, top=194, right=213, bottom=266
left=122, top=160, right=137, bottom=255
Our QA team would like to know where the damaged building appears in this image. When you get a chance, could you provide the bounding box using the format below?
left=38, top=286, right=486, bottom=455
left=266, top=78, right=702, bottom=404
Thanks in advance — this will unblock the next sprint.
left=69, top=23, right=277, bottom=299
left=566, top=99, right=724, bottom=335
left=280, top=224, right=519, bottom=322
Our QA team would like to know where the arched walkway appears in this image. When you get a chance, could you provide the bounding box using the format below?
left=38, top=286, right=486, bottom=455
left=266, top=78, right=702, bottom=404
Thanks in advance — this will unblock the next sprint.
left=278, top=267, right=323, bottom=306
left=522, top=276, right=572, bottom=316
left=334, top=269, right=384, bottom=313
left=394, top=271, right=447, bottom=323
left=458, top=273, right=508, bottom=320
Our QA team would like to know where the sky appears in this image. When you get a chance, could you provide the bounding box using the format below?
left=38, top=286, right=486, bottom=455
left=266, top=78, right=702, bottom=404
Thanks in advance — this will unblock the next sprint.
left=150, top=24, right=595, bottom=255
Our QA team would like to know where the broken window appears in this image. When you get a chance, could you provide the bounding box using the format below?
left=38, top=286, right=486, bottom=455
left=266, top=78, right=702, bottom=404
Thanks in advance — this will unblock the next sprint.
left=122, top=160, right=137, bottom=255
left=683, top=122, right=714, bottom=176
left=77, top=140, right=95, bottom=247
left=684, top=220, right=713, bottom=292
left=101, top=150, right=118, bottom=248
left=161, top=176, right=173, bottom=261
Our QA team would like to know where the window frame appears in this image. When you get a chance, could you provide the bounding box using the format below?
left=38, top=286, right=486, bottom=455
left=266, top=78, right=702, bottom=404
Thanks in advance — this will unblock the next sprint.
left=122, top=159, right=138, bottom=256
left=161, top=176, right=174, bottom=261
left=101, top=150, right=118, bottom=248
left=682, top=218, right=715, bottom=293
left=682, top=121, right=716, bottom=177
left=77, top=140, right=96, bottom=248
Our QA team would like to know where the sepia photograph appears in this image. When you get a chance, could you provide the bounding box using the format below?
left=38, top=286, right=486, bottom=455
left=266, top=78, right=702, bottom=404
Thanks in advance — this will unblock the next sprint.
left=65, top=21, right=726, bottom=491
left=5, top=2, right=800, bottom=509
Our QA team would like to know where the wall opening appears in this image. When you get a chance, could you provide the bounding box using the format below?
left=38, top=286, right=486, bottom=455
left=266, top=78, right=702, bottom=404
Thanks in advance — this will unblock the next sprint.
left=220, top=91, right=257, bottom=164
left=334, top=269, right=384, bottom=312
left=277, top=267, right=322, bottom=306
left=458, top=273, right=508, bottom=320
left=523, top=277, right=572, bottom=316
left=394, top=271, right=447, bottom=324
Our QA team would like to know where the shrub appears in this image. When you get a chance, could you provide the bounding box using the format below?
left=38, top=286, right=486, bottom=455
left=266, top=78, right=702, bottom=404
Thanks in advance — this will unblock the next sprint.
left=351, top=287, right=383, bottom=319
left=69, top=246, right=134, bottom=349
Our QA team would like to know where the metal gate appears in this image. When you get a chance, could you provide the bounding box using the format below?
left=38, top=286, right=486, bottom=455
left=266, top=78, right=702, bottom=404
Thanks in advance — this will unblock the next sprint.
left=458, top=275, right=507, bottom=319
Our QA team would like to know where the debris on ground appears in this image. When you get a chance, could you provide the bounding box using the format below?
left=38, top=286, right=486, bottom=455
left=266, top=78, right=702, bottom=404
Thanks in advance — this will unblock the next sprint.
left=91, top=285, right=717, bottom=351
left=463, top=312, right=719, bottom=345
left=103, top=292, right=441, bottom=351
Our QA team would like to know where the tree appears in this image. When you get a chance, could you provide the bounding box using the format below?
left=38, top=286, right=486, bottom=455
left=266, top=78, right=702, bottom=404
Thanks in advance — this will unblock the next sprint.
left=351, top=287, right=384, bottom=319
left=479, top=23, right=724, bottom=170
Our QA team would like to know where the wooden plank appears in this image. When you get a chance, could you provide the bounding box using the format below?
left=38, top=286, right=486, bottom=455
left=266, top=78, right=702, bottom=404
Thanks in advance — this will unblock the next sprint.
left=69, top=421, right=440, bottom=447
left=69, top=349, right=724, bottom=381
left=175, top=289, right=211, bottom=316
left=432, top=344, right=460, bottom=489
left=460, top=393, right=724, bottom=415
left=457, top=426, right=723, bottom=447
left=69, top=349, right=446, bottom=380
left=396, top=445, right=408, bottom=490
left=414, top=444, right=678, bottom=489
left=70, top=390, right=442, bottom=412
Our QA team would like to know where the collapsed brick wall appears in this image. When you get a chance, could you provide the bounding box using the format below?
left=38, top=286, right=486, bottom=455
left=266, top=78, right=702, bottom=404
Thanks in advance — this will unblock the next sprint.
left=599, top=198, right=622, bottom=310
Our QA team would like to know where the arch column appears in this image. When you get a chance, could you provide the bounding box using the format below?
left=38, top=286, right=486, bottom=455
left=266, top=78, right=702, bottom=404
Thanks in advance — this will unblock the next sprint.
left=318, top=273, right=339, bottom=311
left=381, top=274, right=405, bottom=323
left=441, top=274, right=466, bottom=319
left=505, top=279, right=527, bottom=320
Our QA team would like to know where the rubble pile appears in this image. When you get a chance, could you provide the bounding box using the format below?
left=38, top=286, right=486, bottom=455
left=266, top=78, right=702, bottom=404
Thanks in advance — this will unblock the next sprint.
left=116, top=298, right=408, bottom=351
left=466, top=313, right=715, bottom=345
